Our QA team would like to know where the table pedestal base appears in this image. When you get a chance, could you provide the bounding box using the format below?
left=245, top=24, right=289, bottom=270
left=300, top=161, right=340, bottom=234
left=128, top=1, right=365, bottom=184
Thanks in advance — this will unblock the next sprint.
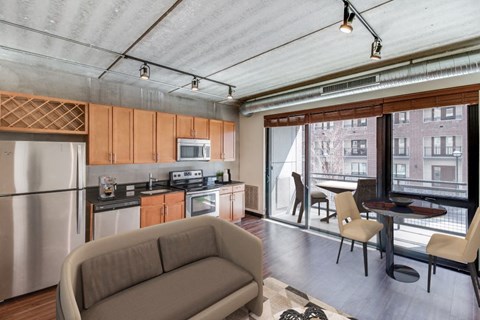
left=387, top=264, right=419, bottom=283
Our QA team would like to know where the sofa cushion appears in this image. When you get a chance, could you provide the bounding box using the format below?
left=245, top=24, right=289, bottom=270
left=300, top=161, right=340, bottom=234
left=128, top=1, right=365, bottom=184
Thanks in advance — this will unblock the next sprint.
left=81, top=256, right=254, bottom=320
left=81, top=239, right=163, bottom=309
left=159, top=225, right=218, bottom=272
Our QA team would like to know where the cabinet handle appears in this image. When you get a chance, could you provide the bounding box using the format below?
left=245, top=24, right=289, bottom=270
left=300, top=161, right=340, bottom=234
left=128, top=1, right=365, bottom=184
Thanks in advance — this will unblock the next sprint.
left=164, top=204, right=168, bottom=215
left=108, top=153, right=112, bottom=162
left=113, top=153, right=116, bottom=163
left=153, top=153, right=156, bottom=161
left=156, top=153, right=159, bottom=162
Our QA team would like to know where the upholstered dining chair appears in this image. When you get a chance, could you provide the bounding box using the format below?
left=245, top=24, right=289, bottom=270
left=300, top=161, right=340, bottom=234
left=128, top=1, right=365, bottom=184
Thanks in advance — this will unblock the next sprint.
left=427, top=207, right=480, bottom=307
left=353, top=178, right=377, bottom=220
left=291, top=172, right=329, bottom=224
left=334, top=191, right=383, bottom=276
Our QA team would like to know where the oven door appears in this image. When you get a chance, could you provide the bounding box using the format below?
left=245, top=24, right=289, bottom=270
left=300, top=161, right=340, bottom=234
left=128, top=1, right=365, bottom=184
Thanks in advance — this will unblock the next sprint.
left=177, top=139, right=211, bottom=161
left=186, top=189, right=219, bottom=218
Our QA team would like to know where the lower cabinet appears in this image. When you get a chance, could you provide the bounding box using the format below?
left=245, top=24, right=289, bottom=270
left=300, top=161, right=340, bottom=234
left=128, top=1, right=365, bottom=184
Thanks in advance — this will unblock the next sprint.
left=219, top=184, right=245, bottom=222
left=140, top=191, right=185, bottom=227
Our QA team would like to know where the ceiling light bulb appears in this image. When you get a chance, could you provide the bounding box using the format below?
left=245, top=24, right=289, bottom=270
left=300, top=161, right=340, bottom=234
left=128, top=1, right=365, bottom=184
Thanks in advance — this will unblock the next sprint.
left=139, top=63, right=150, bottom=80
left=370, top=39, right=382, bottom=60
left=191, top=77, right=199, bottom=91
left=227, top=86, right=233, bottom=100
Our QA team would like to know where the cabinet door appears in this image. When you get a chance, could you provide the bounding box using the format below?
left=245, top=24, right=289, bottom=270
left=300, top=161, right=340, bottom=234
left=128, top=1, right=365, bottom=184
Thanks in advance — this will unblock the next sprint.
left=134, top=109, right=156, bottom=163
left=232, top=191, right=245, bottom=222
left=141, top=195, right=164, bottom=227
left=164, top=202, right=184, bottom=222
left=194, top=117, right=209, bottom=139
left=157, top=112, right=176, bottom=162
left=112, top=107, right=134, bottom=164
left=176, top=115, right=194, bottom=138
left=219, top=193, right=232, bottom=221
left=209, top=119, right=223, bottom=161
left=223, top=121, right=235, bottom=161
left=88, top=104, right=112, bottom=165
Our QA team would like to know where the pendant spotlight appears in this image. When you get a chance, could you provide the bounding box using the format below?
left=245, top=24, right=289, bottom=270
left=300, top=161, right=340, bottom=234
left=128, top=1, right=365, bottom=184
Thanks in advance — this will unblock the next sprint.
left=139, top=63, right=150, bottom=80
left=227, top=86, right=234, bottom=100
left=370, top=38, right=382, bottom=60
left=191, top=77, right=199, bottom=91
left=339, top=0, right=355, bottom=33
left=339, top=1, right=383, bottom=60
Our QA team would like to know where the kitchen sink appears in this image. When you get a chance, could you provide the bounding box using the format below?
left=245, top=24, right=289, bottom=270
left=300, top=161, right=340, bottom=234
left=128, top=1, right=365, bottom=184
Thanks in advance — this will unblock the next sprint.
left=140, top=189, right=170, bottom=195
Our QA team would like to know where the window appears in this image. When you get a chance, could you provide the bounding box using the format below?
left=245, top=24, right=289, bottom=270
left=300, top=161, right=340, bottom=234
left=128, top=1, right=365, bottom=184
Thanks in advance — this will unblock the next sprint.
left=432, top=165, right=455, bottom=183
left=393, top=112, right=409, bottom=124
left=443, top=107, right=455, bottom=120
left=393, top=164, right=407, bottom=178
left=317, top=121, right=334, bottom=130
left=350, top=139, right=367, bottom=156
left=393, top=138, right=408, bottom=156
left=424, top=106, right=462, bottom=122
left=428, top=136, right=460, bottom=156
left=344, top=118, right=367, bottom=127
left=351, top=162, right=367, bottom=176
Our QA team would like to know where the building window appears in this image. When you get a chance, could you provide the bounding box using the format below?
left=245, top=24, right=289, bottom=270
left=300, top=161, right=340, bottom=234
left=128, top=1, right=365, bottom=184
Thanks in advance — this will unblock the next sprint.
left=351, top=162, right=367, bottom=176
left=350, top=139, right=367, bottom=156
left=432, top=165, right=455, bottom=183
left=393, top=138, right=408, bottom=156
left=393, top=112, right=409, bottom=124
left=393, top=164, right=407, bottom=178
left=344, top=118, right=367, bottom=127
left=317, top=121, right=334, bottom=130
left=424, top=106, right=462, bottom=122
left=428, top=136, right=460, bottom=156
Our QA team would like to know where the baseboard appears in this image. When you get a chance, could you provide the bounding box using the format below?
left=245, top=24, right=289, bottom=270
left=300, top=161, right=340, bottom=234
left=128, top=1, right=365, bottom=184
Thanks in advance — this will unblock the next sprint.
left=245, top=210, right=264, bottom=218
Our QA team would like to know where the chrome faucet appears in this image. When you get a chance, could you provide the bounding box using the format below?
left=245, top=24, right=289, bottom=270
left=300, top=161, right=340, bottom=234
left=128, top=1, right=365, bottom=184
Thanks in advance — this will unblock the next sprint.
left=148, top=173, right=156, bottom=190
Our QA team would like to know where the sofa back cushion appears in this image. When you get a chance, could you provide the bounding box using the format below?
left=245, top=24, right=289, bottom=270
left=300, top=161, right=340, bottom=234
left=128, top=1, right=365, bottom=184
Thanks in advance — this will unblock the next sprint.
left=159, top=225, right=218, bottom=272
left=81, top=239, right=163, bottom=309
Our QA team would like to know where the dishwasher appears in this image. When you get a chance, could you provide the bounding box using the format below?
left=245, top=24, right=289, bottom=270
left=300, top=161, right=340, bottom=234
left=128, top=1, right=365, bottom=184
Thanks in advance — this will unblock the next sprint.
left=93, top=199, right=140, bottom=240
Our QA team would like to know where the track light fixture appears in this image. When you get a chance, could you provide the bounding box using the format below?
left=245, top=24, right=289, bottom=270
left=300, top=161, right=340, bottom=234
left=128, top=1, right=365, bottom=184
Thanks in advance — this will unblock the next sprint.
left=339, top=0, right=383, bottom=60
left=191, top=77, right=199, bottom=91
left=139, top=63, right=150, bottom=80
left=370, top=38, right=382, bottom=60
left=339, top=0, right=355, bottom=33
left=227, top=86, right=233, bottom=100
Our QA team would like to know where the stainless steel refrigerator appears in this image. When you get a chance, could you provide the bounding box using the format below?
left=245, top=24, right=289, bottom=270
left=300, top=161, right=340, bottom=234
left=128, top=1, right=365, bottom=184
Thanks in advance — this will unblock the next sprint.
left=0, top=141, right=86, bottom=301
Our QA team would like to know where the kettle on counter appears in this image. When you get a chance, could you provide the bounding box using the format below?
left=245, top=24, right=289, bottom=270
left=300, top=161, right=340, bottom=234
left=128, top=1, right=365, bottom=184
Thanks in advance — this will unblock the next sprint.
left=223, top=169, right=231, bottom=183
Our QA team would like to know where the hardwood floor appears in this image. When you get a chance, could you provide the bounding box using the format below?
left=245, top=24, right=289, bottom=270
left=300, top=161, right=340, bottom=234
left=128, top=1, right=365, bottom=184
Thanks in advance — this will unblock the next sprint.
left=1, top=214, right=478, bottom=320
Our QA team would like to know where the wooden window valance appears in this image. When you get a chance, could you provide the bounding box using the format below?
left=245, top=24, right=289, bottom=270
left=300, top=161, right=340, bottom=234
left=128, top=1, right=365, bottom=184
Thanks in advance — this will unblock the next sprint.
left=264, top=84, right=480, bottom=128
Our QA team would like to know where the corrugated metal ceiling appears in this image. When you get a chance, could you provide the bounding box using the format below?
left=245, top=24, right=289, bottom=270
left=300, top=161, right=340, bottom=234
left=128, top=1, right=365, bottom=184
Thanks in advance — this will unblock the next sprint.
left=0, top=0, right=479, bottom=103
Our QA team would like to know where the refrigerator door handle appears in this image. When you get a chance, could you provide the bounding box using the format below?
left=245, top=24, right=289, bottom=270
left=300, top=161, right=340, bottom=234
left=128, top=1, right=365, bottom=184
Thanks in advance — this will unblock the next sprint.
left=77, top=144, right=85, bottom=189
left=76, top=190, right=85, bottom=235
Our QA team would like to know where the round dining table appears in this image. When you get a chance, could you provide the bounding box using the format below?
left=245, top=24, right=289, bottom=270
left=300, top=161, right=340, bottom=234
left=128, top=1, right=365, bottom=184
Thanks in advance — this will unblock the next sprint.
left=363, top=198, right=447, bottom=283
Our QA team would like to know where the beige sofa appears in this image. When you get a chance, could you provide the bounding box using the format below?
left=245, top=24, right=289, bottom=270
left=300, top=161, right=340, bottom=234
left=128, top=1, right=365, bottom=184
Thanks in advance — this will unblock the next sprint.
left=56, top=215, right=263, bottom=320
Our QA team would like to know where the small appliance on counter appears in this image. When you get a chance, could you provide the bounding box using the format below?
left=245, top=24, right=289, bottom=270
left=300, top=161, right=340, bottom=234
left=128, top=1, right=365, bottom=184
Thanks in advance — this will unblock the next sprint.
left=98, top=175, right=117, bottom=200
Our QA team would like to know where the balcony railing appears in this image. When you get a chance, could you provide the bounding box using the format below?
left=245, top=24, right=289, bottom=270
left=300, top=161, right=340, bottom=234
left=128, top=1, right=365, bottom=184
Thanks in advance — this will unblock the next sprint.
left=392, top=148, right=409, bottom=156
left=344, top=147, right=367, bottom=156
left=424, top=146, right=462, bottom=157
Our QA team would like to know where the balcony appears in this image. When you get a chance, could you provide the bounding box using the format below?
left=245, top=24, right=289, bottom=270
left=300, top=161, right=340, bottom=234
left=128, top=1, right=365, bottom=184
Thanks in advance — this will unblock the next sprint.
left=424, top=146, right=462, bottom=157
left=392, top=148, right=409, bottom=157
left=344, top=147, right=367, bottom=156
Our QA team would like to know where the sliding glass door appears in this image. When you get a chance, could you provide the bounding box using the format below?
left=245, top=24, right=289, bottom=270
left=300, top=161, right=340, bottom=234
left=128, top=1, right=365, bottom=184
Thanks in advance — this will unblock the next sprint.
left=266, top=125, right=307, bottom=227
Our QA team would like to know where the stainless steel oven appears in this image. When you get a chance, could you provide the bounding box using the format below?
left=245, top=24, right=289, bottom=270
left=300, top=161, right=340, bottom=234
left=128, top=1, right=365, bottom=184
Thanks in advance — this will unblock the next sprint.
left=177, top=138, right=211, bottom=161
left=185, top=189, right=219, bottom=218
left=170, top=169, right=219, bottom=218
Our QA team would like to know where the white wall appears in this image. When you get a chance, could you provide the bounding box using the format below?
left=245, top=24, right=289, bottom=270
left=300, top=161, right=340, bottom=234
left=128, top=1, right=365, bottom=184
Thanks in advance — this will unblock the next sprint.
left=240, top=73, right=480, bottom=215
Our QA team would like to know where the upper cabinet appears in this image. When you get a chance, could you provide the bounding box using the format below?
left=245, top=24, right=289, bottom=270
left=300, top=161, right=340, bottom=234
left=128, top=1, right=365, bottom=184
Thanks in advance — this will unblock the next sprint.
left=133, top=110, right=176, bottom=164
left=156, top=112, right=176, bottom=163
left=88, top=104, right=133, bottom=165
left=209, top=120, right=236, bottom=161
left=176, top=115, right=209, bottom=139
left=133, top=109, right=156, bottom=163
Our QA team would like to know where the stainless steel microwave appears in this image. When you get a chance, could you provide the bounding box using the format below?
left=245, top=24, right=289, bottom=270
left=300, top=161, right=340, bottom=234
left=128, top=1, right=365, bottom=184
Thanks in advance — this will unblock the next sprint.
left=177, top=139, right=211, bottom=161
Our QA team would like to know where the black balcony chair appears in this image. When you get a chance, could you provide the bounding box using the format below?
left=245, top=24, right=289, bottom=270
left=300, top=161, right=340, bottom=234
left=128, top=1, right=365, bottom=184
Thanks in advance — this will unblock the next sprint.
left=291, top=172, right=329, bottom=223
left=353, top=178, right=377, bottom=220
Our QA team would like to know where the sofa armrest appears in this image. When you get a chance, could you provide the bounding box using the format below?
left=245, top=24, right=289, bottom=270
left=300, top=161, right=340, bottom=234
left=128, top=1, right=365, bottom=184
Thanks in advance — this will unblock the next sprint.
left=214, top=219, right=263, bottom=315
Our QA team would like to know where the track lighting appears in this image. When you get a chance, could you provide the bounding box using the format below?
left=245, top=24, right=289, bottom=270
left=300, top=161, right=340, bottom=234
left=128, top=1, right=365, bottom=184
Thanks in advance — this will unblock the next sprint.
left=339, top=0, right=355, bottom=33
left=139, top=63, right=150, bottom=80
left=370, top=38, right=382, bottom=60
left=227, top=86, right=233, bottom=100
left=191, top=77, right=199, bottom=91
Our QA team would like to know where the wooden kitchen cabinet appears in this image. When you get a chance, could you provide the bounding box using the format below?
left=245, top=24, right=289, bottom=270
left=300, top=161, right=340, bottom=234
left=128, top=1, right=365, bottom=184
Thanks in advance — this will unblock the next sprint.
left=209, top=120, right=235, bottom=161
left=156, top=112, right=177, bottom=162
left=219, top=184, right=245, bottom=222
left=88, top=104, right=133, bottom=165
left=133, top=109, right=157, bottom=163
left=140, top=192, right=184, bottom=227
left=176, top=115, right=209, bottom=139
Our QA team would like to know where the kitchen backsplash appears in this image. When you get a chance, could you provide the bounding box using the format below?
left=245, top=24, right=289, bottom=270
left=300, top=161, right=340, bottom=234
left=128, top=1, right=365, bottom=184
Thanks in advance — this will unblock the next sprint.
left=86, top=161, right=237, bottom=186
